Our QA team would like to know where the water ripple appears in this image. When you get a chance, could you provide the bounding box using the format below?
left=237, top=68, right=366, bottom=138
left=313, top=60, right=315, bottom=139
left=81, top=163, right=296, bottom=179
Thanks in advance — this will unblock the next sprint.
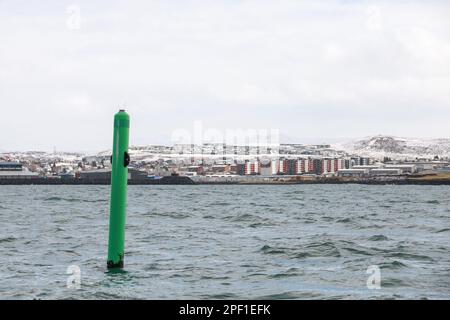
left=0, top=184, right=449, bottom=299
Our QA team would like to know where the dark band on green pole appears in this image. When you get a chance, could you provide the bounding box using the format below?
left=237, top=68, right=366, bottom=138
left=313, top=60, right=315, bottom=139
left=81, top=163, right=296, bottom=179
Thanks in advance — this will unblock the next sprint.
left=107, top=110, right=130, bottom=269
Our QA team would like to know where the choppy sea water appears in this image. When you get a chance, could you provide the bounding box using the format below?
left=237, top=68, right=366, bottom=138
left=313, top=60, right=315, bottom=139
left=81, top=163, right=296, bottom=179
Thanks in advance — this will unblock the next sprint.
left=0, top=185, right=450, bottom=300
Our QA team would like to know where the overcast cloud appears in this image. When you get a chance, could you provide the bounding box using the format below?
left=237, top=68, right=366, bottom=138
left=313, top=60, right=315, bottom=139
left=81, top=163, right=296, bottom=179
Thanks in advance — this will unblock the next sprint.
left=1, top=0, right=449, bottom=152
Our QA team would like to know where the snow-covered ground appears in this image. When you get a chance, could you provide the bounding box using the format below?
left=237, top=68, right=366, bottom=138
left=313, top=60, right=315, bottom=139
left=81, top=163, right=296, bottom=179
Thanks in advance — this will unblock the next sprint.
left=3, top=135, right=450, bottom=163
left=0, top=151, right=82, bottom=161
left=332, top=135, right=450, bottom=160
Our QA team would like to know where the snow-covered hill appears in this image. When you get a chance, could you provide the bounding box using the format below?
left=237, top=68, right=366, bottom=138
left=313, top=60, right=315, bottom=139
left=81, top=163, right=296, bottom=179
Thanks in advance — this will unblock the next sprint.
left=333, top=135, right=450, bottom=160
left=0, top=151, right=83, bottom=163
left=4, top=136, right=450, bottom=162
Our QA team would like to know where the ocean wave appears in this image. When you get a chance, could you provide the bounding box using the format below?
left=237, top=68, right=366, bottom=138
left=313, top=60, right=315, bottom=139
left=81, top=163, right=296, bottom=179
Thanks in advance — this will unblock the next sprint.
left=341, top=246, right=372, bottom=256
left=381, top=278, right=409, bottom=288
left=302, top=241, right=342, bottom=258
left=249, top=220, right=276, bottom=228
left=199, top=275, right=230, bottom=280
left=42, top=196, right=108, bottom=203
left=379, top=260, right=407, bottom=269
left=256, top=291, right=322, bottom=300
left=150, top=211, right=189, bottom=219
left=226, top=213, right=259, bottom=222
left=268, top=268, right=302, bottom=279
left=259, top=241, right=342, bottom=258
left=336, top=218, right=353, bottom=223
left=368, top=235, right=389, bottom=241
left=386, top=252, right=434, bottom=262
left=259, top=244, right=287, bottom=255
left=0, top=236, right=18, bottom=243
left=201, top=293, right=239, bottom=299
left=210, top=201, right=232, bottom=206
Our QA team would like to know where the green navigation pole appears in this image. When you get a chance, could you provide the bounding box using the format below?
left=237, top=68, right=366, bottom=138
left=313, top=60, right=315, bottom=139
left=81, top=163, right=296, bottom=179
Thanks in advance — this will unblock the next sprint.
left=107, top=110, right=130, bottom=269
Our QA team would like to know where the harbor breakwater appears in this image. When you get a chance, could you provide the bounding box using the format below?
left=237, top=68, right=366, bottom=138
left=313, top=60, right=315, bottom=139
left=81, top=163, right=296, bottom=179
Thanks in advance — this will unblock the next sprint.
left=0, top=176, right=195, bottom=185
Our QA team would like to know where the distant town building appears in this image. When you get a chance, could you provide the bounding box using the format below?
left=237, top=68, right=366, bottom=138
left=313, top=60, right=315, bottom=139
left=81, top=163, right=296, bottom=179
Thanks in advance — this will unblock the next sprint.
left=0, top=162, right=22, bottom=171
left=337, top=169, right=369, bottom=177
left=78, top=168, right=148, bottom=181
left=437, top=166, right=450, bottom=173
left=370, top=168, right=403, bottom=176
left=0, top=171, right=39, bottom=179
left=245, top=161, right=259, bottom=175
left=259, top=162, right=272, bottom=176
left=384, top=164, right=416, bottom=174
left=0, top=162, right=39, bottom=179
left=352, top=165, right=383, bottom=172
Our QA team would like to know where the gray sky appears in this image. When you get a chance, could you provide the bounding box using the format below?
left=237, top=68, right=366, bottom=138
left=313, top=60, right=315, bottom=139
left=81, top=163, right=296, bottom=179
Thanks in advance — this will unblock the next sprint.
left=1, top=0, right=449, bottom=152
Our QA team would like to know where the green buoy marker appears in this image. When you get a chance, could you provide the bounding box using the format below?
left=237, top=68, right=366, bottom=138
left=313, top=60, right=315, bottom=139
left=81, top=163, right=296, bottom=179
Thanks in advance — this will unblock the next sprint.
left=107, top=110, right=130, bottom=269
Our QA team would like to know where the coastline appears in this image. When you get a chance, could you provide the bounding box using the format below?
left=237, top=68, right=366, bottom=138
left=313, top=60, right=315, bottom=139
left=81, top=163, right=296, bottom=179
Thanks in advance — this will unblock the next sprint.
left=1, top=176, right=450, bottom=185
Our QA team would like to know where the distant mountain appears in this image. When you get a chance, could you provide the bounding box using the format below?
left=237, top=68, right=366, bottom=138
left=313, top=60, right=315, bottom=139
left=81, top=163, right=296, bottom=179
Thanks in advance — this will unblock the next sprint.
left=333, top=135, right=450, bottom=160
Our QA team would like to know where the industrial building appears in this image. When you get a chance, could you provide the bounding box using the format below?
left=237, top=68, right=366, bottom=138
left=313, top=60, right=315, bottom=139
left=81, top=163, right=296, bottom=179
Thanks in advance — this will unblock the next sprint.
left=384, top=164, right=416, bottom=174
left=211, top=164, right=229, bottom=174
left=352, top=165, right=383, bottom=171
left=351, top=157, right=373, bottom=166
left=0, top=162, right=23, bottom=171
left=0, top=170, right=39, bottom=179
left=0, top=162, right=39, bottom=180
left=337, top=169, right=369, bottom=177
left=0, top=161, right=39, bottom=180
left=78, top=168, right=149, bottom=181
left=370, top=168, right=403, bottom=176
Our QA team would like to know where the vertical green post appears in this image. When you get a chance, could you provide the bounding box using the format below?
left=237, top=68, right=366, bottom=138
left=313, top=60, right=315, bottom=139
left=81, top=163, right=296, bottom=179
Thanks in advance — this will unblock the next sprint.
left=107, top=110, right=130, bottom=269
